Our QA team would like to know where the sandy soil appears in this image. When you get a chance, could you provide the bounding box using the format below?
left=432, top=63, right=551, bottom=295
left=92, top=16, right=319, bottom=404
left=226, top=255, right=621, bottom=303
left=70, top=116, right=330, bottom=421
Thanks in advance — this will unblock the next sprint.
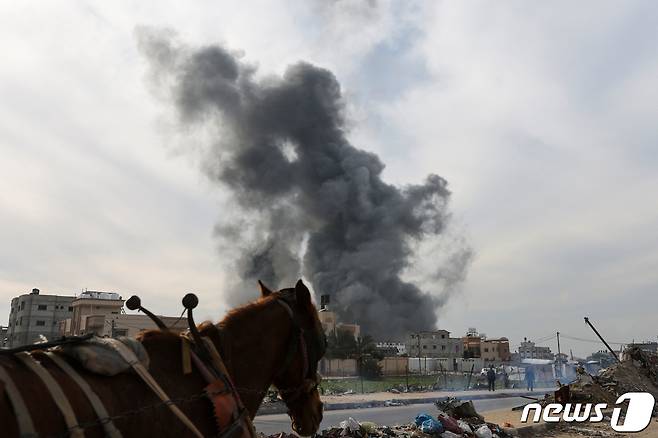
left=544, top=421, right=658, bottom=437
left=482, top=408, right=658, bottom=437
left=482, top=408, right=534, bottom=429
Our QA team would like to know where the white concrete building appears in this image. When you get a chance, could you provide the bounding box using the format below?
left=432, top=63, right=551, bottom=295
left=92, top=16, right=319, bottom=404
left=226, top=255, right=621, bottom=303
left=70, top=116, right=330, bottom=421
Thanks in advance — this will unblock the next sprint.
left=6, top=288, right=75, bottom=348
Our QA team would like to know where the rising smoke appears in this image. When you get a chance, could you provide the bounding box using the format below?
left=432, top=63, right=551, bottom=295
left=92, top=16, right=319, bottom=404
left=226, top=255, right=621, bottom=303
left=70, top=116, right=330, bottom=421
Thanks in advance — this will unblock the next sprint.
left=138, top=29, right=472, bottom=339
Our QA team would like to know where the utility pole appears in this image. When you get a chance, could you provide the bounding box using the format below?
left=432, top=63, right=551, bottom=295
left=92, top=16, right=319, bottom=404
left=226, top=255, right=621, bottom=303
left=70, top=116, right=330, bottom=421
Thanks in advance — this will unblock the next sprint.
left=111, top=318, right=116, bottom=338
left=405, top=362, right=409, bottom=391
left=360, top=357, right=364, bottom=394
left=417, top=333, right=422, bottom=377
left=584, top=317, right=620, bottom=363
left=556, top=331, right=562, bottom=378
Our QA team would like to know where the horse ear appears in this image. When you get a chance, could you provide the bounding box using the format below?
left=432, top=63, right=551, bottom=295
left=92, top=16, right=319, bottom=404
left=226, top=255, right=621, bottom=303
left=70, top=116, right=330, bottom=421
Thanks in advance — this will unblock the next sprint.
left=294, top=279, right=311, bottom=306
left=258, top=280, right=273, bottom=297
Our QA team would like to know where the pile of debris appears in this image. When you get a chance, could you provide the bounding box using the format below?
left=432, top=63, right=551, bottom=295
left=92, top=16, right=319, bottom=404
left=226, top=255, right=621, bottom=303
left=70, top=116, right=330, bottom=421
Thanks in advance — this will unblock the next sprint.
left=388, top=384, right=440, bottom=394
left=596, top=347, right=658, bottom=400
left=260, top=398, right=514, bottom=438
left=544, top=346, right=658, bottom=409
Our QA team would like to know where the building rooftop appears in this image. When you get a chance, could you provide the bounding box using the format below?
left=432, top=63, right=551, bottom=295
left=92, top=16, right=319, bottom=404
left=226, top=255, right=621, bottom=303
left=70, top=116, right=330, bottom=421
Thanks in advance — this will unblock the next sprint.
left=77, top=291, right=122, bottom=300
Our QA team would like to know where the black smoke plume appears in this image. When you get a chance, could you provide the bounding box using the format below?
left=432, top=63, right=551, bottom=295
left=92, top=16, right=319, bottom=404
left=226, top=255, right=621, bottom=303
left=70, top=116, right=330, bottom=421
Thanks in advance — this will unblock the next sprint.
left=138, top=29, right=471, bottom=339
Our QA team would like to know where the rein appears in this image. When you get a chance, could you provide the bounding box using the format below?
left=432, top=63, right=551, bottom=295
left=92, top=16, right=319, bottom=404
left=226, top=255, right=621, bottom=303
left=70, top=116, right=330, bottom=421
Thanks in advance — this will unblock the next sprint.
left=270, top=294, right=324, bottom=404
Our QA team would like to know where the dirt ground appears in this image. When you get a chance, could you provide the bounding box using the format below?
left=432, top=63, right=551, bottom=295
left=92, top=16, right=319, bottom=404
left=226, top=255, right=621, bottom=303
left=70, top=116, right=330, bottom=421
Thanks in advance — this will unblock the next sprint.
left=482, top=408, right=658, bottom=437
left=542, top=421, right=658, bottom=437
left=482, top=408, right=532, bottom=429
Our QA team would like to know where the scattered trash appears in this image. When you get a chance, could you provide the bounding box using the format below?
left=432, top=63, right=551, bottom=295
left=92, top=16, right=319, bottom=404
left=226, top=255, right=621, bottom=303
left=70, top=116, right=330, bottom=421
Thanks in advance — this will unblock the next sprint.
left=435, top=398, right=484, bottom=423
left=360, top=422, right=378, bottom=434
left=473, top=425, right=493, bottom=438
left=414, top=413, right=433, bottom=427
left=541, top=345, right=658, bottom=412
left=457, top=420, right=472, bottom=434
left=419, top=418, right=444, bottom=435
left=385, top=400, right=405, bottom=407
left=260, top=394, right=516, bottom=438
left=339, top=417, right=361, bottom=434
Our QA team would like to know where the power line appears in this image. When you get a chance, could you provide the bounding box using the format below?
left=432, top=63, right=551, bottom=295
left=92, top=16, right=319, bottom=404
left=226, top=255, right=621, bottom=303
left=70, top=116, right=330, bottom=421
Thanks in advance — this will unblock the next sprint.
left=560, top=334, right=629, bottom=346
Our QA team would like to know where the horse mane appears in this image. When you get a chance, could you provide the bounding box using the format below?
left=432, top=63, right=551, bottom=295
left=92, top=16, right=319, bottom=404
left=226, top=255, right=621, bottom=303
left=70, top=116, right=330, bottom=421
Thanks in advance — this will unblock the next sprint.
left=218, top=294, right=278, bottom=330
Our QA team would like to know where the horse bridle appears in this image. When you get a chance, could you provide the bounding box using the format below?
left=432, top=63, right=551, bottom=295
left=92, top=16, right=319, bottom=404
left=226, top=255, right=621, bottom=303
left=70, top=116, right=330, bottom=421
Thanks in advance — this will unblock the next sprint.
left=272, top=292, right=326, bottom=404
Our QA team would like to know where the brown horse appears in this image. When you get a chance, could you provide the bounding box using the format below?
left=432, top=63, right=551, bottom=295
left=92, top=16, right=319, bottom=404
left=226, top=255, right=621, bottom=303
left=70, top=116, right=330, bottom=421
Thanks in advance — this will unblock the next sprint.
left=0, top=279, right=326, bottom=437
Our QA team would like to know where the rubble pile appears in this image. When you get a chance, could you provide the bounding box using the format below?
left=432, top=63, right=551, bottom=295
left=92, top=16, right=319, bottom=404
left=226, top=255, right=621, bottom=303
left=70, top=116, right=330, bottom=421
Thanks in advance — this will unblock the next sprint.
left=596, top=347, right=658, bottom=399
left=387, top=384, right=442, bottom=394
left=545, top=346, right=658, bottom=409
left=260, top=398, right=514, bottom=438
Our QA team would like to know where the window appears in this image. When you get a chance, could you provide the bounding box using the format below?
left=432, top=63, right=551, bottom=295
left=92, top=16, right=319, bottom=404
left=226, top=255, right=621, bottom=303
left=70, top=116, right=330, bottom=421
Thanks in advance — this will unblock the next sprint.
left=442, top=345, right=446, bottom=350
left=38, top=304, right=47, bottom=311
left=36, top=320, right=45, bottom=326
left=423, top=345, right=427, bottom=349
left=433, top=345, right=437, bottom=349
left=20, top=302, right=25, bottom=311
left=441, top=334, right=445, bottom=339
left=68, top=307, right=73, bottom=312
left=484, top=348, right=489, bottom=352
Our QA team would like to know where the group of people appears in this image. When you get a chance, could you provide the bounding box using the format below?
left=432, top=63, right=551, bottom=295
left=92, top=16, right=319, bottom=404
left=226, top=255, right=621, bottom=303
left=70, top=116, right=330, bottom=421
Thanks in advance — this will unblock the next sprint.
left=485, top=365, right=535, bottom=391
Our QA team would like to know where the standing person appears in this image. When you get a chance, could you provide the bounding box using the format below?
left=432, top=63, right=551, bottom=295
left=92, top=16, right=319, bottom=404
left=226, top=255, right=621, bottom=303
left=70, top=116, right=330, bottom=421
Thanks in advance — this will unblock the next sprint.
left=502, top=368, right=510, bottom=389
left=525, top=366, right=535, bottom=391
left=486, top=365, right=496, bottom=391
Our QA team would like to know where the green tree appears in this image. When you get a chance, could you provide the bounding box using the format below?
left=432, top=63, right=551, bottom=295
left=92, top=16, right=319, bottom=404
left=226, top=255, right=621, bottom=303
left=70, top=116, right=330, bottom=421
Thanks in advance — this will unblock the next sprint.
left=325, top=328, right=358, bottom=359
left=359, top=356, right=382, bottom=379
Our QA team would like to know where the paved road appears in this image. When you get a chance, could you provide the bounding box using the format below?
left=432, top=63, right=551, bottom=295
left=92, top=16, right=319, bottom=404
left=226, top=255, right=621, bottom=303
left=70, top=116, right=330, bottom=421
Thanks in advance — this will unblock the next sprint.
left=254, top=396, right=528, bottom=435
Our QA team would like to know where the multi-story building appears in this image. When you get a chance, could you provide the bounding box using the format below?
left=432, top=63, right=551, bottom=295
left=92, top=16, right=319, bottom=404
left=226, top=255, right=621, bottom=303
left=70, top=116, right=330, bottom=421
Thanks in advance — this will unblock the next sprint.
left=59, top=290, right=188, bottom=338
left=74, top=314, right=188, bottom=337
left=462, top=328, right=483, bottom=358
left=375, top=342, right=407, bottom=356
left=6, top=288, right=75, bottom=348
left=318, top=305, right=361, bottom=339
left=480, top=337, right=511, bottom=363
left=68, top=290, right=124, bottom=336
left=461, top=329, right=510, bottom=363
left=518, top=337, right=554, bottom=360
left=405, top=330, right=464, bottom=358
left=0, top=326, right=8, bottom=348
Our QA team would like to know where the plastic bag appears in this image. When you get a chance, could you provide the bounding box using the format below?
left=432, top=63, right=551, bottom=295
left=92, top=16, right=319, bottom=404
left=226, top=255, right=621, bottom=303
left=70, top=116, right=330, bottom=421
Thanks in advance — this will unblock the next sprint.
left=457, top=420, right=472, bottom=433
left=474, top=425, right=493, bottom=438
left=420, top=418, right=444, bottom=435
left=339, top=417, right=361, bottom=433
left=360, top=421, right=377, bottom=434
left=437, top=415, right=461, bottom=434
left=415, top=413, right=433, bottom=426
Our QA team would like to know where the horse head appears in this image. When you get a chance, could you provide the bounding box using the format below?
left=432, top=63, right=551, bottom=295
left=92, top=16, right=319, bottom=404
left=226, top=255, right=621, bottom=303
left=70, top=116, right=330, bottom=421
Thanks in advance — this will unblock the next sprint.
left=258, top=279, right=326, bottom=436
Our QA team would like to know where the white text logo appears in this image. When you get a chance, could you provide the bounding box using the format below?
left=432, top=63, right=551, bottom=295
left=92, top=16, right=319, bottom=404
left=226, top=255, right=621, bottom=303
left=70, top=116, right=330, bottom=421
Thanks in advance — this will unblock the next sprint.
left=521, top=392, right=655, bottom=433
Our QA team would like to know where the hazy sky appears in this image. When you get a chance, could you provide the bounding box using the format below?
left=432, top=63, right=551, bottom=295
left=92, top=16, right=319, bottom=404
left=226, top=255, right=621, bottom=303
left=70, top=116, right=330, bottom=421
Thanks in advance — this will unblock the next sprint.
left=1, top=1, right=657, bottom=356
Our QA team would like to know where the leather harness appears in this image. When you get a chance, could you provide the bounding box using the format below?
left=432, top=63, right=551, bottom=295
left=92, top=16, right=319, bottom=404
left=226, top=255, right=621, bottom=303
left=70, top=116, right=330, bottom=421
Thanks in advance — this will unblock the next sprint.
left=0, top=291, right=325, bottom=438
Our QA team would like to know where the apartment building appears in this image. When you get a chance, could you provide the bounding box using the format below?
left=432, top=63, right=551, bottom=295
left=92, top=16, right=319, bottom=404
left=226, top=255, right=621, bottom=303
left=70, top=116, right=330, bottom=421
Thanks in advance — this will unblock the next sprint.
left=6, top=288, right=74, bottom=348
